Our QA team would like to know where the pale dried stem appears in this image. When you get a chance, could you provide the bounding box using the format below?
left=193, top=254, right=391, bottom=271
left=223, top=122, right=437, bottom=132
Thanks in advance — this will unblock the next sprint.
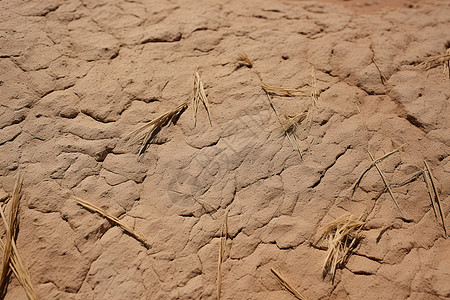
left=75, top=197, right=152, bottom=248
left=271, top=267, right=308, bottom=300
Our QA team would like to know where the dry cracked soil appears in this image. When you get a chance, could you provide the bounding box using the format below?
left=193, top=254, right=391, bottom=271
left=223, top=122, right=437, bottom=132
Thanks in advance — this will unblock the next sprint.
left=0, top=0, right=450, bottom=299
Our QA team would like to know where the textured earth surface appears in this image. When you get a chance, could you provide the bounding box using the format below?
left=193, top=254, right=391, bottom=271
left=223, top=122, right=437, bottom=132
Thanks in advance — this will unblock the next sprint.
left=1, top=0, right=450, bottom=299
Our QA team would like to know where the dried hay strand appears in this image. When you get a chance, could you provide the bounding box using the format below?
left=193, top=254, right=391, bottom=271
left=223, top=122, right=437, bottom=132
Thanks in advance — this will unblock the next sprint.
left=263, top=68, right=320, bottom=160
left=368, top=151, right=402, bottom=214
left=261, top=82, right=306, bottom=97
left=351, top=145, right=403, bottom=196
left=237, top=52, right=253, bottom=68
left=271, top=267, right=308, bottom=300
left=264, top=91, right=303, bottom=160
left=420, top=49, right=450, bottom=78
left=128, top=101, right=189, bottom=155
left=75, top=197, right=151, bottom=249
left=193, top=71, right=212, bottom=127
left=0, top=175, right=22, bottom=295
left=319, top=213, right=365, bottom=283
left=423, top=161, right=447, bottom=236
left=0, top=175, right=38, bottom=300
left=372, top=57, right=387, bottom=85
left=217, top=211, right=228, bottom=300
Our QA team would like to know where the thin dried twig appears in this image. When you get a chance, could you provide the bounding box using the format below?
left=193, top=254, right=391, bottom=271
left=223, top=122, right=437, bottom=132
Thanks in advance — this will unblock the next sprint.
left=423, top=161, right=447, bottom=236
left=217, top=211, right=228, bottom=300
left=0, top=176, right=38, bottom=300
left=271, top=267, right=308, bottom=300
left=264, top=91, right=303, bottom=160
left=319, top=213, right=365, bottom=283
left=237, top=52, right=253, bottom=68
left=351, top=145, right=403, bottom=196
left=368, top=151, right=402, bottom=214
left=75, top=197, right=152, bottom=249
left=128, top=101, right=189, bottom=155
left=193, top=72, right=212, bottom=127
left=393, top=170, right=424, bottom=187
left=372, top=57, right=387, bottom=85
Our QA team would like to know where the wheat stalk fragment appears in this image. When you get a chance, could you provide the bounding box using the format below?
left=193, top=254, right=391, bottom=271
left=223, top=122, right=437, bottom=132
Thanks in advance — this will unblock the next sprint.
left=263, top=68, right=320, bottom=160
left=237, top=52, right=253, bottom=68
left=319, top=213, right=365, bottom=283
left=261, top=82, right=307, bottom=97
left=264, top=91, right=303, bottom=160
left=271, top=267, right=308, bottom=300
left=351, top=145, right=403, bottom=196
left=368, top=151, right=402, bottom=214
left=193, top=71, right=212, bottom=127
left=0, top=175, right=38, bottom=300
left=423, top=161, right=447, bottom=236
left=75, top=197, right=152, bottom=249
left=128, top=101, right=189, bottom=155
left=217, top=211, right=228, bottom=300
left=419, top=49, right=450, bottom=78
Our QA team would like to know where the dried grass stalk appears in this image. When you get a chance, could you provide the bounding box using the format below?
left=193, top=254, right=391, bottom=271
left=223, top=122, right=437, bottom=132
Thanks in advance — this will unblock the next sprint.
left=75, top=197, right=151, bottom=249
left=217, top=211, right=228, bottom=300
left=261, top=82, right=306, bottom=97
left=420, top=50, right=450, bottom=78
left=237, top=52, right=253, bottom=68
left=193, top=72, right=212, bottom=127
left=372, top=57, right=387, bottom=85
left=393, top=170, right=423, bottom=187
left=368, top=151, right=402, bottom=214
left=263, top=68, right=320, bottom=160
left=128, top=101, right=188, bottom=155
left=271, top=267, right=308, bottom=300
left=423, top=161, right=447, bottom=236
left=264, top=92, right=303, bottom=159
left=351, top=145, right=403, bottom=196
left=0, top=176, right=38, bottom=300
left=0, top=175, right=22, bottom=296
left=319, top=213, right=365, bottom=283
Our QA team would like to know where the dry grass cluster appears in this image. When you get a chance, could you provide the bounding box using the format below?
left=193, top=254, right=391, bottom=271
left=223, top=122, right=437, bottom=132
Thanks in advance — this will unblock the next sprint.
left=128, top=101, right=189, bottom=155
left=319, top=214, right=365, bottom=283
left=420, top=49, right=450, bottom=78
left=0, top=175, right=38, bottom=300
left=128, top=71, right=213, bottom=155
left=262, top=67, right=319, bottom=160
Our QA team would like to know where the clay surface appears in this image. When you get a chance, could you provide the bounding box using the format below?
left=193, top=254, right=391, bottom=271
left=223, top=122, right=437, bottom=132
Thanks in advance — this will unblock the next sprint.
left=0, top=0, right=449, bottom=299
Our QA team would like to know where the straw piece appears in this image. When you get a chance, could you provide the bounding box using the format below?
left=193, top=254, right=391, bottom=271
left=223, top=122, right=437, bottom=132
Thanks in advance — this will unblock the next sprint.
left=217, top=211, right=228, bottom=300
left=423, top=161, right=447, bottom=236
left=0, top=175, right=22, bottom=296
left=368, top=151, right=402, bottom=214
left=319, top=213, right=365, bottom=283
left=271, top=267, right=308, bottom=300
left=419, top=50, right=450, bottom=78
left=193, top=72, right=212, bottom=127
left=0, top=176, right=38, bottom=300
left=128, top=101, right=188, bottom=155
left=237, top=52, right=253, bottom=68
left=351, top=145, right=403, bottom=196
left=393, top=170, right=424, bottom=187
left=372, top=57, right=387, bottom=85
left=261, top=82, right=306, bottom=97
left=264, top=91, right=303, bottom=159
left=75, top=197, right=152, bottom=249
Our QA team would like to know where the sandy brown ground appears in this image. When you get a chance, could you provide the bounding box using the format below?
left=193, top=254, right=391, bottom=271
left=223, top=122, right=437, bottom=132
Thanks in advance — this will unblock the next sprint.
left=1, top=0, right=450, bottom=299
